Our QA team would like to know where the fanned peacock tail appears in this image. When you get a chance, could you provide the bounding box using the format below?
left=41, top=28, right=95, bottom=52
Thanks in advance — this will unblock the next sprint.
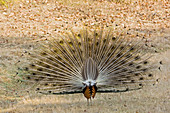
left=22, top=29, right=159, bottom=100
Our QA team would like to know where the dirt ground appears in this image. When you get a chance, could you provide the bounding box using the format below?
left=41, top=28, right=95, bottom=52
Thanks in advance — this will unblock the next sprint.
left=0, top=0, right=170, bottom=113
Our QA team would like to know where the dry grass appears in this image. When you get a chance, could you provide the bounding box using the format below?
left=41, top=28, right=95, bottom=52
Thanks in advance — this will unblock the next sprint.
left=0, top=0, right=170, bottom=112
left=1, top=77, right=170, bottom=112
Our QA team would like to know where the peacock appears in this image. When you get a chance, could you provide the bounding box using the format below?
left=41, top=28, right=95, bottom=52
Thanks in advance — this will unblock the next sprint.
left=22, top=29, right=159, bottom=104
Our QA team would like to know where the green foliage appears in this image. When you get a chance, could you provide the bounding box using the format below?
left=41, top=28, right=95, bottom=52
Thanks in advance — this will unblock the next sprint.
left=0, top=0, right=17, bottom=7
left=0, top=0, right=9, bottom=7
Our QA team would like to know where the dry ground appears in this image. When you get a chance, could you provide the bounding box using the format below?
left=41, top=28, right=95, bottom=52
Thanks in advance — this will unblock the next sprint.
left=0, top=0, right=170, bottom=113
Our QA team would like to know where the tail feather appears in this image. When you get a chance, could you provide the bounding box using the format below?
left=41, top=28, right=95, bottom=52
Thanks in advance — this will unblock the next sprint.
left=65, top=32, right=83, bottom=67
left=22, top=29, right=159, bottom=94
